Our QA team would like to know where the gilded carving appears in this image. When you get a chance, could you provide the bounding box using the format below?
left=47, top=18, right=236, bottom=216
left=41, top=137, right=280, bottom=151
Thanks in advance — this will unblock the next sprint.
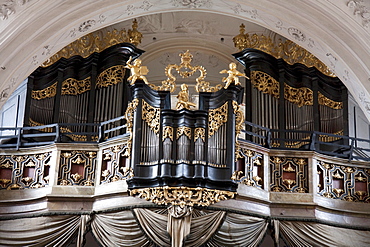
left=270, top=156, right=308, bottom=193
left=31, top=82, right=57, bottom=100
left=318, top=92, right=343, bottom=109
left=142, top=99, right=160, bottom=135
left=176, top=83, right=196, bottom=110
left=130, top=186, right=236, bottom=207
left=233, top=24, right=335, bottom=77
left=96, top=65, right=126, bottom=88
left=124, top=57, right=149, bottom=85
left=317, top=160, right=370, bottom=202
left=284, top=83, right=313, bottom=107
left=252, top=70, right=342, bottom=109
left=101, top=144, right=132, bottom=184
left=250, top=71, right=280, bottom=98
left=124, top=98, right=139, bottom=157
left=163, top=126, right=174, bottom=141
left=29, top=118, right=98, bottom=142
left=233, top=101, right=244, bottom=160
left=234, top=149, right=263, bottom=188
left=61, top=77, right=91, bottom=95
left=0, top=153, right=51, bottom=190
left=177, top=126, right=191, bottom=140
left=149, top=50, right=222, bottom=93
left=208, top=102, right=228, bottom=137
left=220, top=62, right=249, bottom=89
left=42, top=20, right=142, bottom=67
left=194, top=127, right=205, bottom=142
left=58, top=150, right=97, bottom=186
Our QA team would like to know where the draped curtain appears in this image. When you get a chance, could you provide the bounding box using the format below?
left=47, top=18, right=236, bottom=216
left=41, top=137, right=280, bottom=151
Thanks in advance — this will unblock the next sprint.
left=274, top=220, right=370, bottom=247
left=0, top=215, right=89, bottom=247
left=1, top=210, right=370, bottom=247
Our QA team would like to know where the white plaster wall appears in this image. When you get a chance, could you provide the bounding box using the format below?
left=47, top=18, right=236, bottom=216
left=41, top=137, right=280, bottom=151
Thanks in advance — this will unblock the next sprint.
left=348, top=93, right=370, bottom=151
left=0, top=79, right=27, bottom=133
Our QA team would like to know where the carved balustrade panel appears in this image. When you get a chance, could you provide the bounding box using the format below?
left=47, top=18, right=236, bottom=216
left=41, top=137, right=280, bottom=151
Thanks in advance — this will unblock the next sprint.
left=58, top=151, right=97, bottom=186
left=232, top=148, right=263, bottom=189
left=100, top=144, right=133, bottom=184
left=317, top=160, right=370, bottom=202
left=270, top=157, right=308, bottom=193
left=0, top=152, right=51, bottom=190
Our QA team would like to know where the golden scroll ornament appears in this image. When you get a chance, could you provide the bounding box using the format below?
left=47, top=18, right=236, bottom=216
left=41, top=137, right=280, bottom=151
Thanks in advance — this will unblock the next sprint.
left=130, top=186, right=236, bottom=207
left=233, top=24, right=335, bottom=77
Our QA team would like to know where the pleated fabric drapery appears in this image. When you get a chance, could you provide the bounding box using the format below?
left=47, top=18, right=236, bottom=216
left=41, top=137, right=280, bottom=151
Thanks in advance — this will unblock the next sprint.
left=206, top=213, right=269, bottom=247
left=90, top=210, right=150, bottom=247
left=0, top=215, right=88, bottom=247
left=1, top=210, right=370, bottom=247
left=133, top=208, right=226, bottom=247
left=274, top=220, right=370, bottom=247
left=132, top=208, right=170, bottom=246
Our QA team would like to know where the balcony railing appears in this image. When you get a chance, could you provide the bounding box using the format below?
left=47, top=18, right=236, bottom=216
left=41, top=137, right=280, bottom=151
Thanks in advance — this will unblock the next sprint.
left=0, top=115, right=128, bottom=150
left=242, top=120, right=370, bottom=162
left=1, top=117, right=370, bottom=163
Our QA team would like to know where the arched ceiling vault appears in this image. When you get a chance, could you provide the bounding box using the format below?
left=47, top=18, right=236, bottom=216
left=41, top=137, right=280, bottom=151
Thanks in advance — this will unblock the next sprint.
left=0, top=0, right=370, bottom=120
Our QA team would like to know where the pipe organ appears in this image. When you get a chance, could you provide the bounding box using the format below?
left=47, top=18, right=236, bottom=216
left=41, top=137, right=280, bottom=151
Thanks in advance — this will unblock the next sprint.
left=127, top=81, right=243, bottom=193
left=25, top=43, right=144, bottom=141
left=235, top=48, right=348, bottom=149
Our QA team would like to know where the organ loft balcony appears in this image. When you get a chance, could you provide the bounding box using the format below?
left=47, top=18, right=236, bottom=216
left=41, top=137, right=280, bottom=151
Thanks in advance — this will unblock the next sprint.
left=0, top=42, right=369, bottom=246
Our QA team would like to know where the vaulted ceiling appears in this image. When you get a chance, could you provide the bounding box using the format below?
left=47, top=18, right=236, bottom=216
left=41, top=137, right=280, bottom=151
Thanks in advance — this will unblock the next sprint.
left=0, top=0, right=369, bottom=119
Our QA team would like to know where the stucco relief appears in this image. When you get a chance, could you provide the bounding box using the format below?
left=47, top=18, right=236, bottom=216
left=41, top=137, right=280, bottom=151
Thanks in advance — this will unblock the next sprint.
left=288, top=27, right=306, bottom=42
left=137, top=15, right=161, bottom=33
left=359, top=92, right=370, bottom=112
left=171, top=0, right=212, bottom=8
left=347, top=0, right=370, bottom=27
left=0, top=87, right=9, bottom=102
left=175, top=19, right=217, bottom=34
left=124, top=1, right=153, bottom=15
left=230, top=3, right=258, bottom=19
left=0, top=0, right=31, bottom=20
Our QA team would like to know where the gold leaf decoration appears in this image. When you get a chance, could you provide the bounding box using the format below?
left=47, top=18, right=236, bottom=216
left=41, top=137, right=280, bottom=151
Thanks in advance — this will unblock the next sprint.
left=284, top=83, right=313, bottom=107
left=61, top=77, right=91, bottom=95
left=31, top=82, right=57, bottom=100
left=96, top=65, right=126, bottom=88
left=250, top=71, right=280, bottom=98
left=233, top=24, right=335, bottom=77
left=130, top=186, right=236, bottom=207
left=177, top=126, right=192, bottom=140
left=233, top=101, right=244, bottom=160
left=149, top=50, right=222, bottom=93
left=142, top=100, right=160, bottom=135
left=163, top=126, right=174, bottom=141
left=124, top=98, right=139, bottom=157
left=194, top=127, right=205, bottom=142
left=318, top=92, right=343, bottom=109
left=41, top=20, right=142, bottom=67
left=208, top=102, right=228, bottom=137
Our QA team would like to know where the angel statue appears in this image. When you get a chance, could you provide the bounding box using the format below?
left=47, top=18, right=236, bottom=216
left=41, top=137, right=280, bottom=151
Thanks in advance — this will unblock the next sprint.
left=124, top=56, right=149, bottom=85
left=176, top=84, right=196, bottom=110
left=220, top=62, right=249, bottom=89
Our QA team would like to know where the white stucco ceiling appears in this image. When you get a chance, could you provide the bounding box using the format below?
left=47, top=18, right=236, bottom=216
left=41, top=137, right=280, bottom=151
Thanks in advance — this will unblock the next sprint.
left=0, top=0, right=369, bottom=120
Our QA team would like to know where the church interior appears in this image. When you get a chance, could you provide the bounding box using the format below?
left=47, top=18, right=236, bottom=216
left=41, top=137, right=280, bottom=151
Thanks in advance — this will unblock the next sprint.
left=0, top=1, right=370, bottom=246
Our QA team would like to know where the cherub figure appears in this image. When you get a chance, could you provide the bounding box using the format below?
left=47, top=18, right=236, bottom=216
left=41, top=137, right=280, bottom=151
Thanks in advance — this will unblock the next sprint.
left=176, top=84, right=196, bottom=110
left=124, top=56, right=149, bottom=85
left=220, top=62, right=249, bottom=89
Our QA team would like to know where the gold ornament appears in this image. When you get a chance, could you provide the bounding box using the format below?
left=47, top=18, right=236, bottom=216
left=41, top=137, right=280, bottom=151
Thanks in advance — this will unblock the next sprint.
left=220, top=62, right=249, bottom=89
left=130, top=186, right=236, bottom=207
left=233, top=24, right=335, bottom=77
left=124, top=57, right=149, bottom=85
